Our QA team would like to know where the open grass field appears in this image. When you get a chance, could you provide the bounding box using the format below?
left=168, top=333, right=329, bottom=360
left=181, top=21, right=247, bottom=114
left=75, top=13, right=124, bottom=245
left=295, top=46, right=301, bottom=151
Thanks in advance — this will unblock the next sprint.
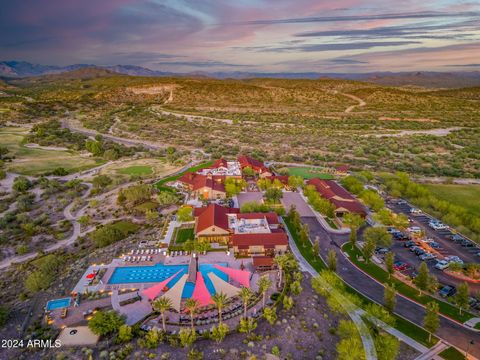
left=0, top=127, right=103, bottom=175
left=154, top=161, right=213, bottom=190
left=174, top=227, right=194, bottom=244
left=99, top=158, right=181, bottom=179
left=424, top=184, right=480, bottom=218
left=439, top=346, right=466, bottom=360
left=117, top=165, right=153, bottom=176
left=287, top=167, right=335, bottom=180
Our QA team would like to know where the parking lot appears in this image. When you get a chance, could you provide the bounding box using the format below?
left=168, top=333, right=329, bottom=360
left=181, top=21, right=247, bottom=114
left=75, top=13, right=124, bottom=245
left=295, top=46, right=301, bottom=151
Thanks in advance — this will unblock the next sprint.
left=382, top=199, right=480, bottom=294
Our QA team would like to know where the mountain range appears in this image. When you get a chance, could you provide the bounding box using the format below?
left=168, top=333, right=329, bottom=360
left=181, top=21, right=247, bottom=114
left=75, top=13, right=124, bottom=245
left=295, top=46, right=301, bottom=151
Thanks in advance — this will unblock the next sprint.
left=2, top=60, right=480, bottom=88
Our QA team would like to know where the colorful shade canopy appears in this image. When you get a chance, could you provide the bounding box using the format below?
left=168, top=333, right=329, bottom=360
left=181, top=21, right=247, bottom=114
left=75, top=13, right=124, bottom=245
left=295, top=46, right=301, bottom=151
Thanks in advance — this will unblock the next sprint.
left=207, top=272, right=240, bottom=299
left=162, top=274, right=188, bottom=312
left=213, top=264, right=251, bottom=288
left=142, top=269, right=183, bottom=301
left=191, top=272, right=213, bottom=307
left=85, top=273, right=95, bottom=279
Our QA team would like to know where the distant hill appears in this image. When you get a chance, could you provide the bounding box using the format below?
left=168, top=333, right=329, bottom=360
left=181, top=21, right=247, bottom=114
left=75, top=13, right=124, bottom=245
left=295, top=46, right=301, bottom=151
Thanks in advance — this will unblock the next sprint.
left=2, top=60, right=480, bottom=88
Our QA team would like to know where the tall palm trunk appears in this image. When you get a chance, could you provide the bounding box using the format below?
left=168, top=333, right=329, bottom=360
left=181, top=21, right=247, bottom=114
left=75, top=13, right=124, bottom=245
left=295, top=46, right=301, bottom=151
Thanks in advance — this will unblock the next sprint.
left=190, top=313, right=194, bottom=331
left=243, top=301, right=247, bottom=319
left=161, top=312, right=166, bottom=332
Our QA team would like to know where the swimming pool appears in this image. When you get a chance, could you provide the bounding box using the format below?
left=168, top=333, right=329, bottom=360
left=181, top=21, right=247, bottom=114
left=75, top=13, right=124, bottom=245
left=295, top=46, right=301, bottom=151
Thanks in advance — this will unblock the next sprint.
left=108, top=263, right=229, bottom=298
left=46, top=297, right=71, bottom=311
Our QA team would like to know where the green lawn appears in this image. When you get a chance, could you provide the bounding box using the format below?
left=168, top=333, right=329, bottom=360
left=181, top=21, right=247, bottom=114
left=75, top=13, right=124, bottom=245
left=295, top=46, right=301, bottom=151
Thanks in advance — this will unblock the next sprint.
left=424, top=184, right=480, bottom=218
left=439, top=347, right=466, bottom=360
left=154, top=161, right=213, bottom=191
left=134, top=201, right=159, bottom=212
left=175, top=227, right=194, bottom=244
left=117, top=165, right=153, bottom=176
left=284, top=216, right=439, bottom=347
left=287, top=167, right=335, bottom=180
left=1, top=127, right=103, bottom=175
left=343, top=243, right=474, bottom=323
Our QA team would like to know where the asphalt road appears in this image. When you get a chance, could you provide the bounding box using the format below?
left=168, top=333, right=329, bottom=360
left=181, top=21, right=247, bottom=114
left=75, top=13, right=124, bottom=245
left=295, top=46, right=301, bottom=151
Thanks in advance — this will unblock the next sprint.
left=300, top=215, right=480, bottom=358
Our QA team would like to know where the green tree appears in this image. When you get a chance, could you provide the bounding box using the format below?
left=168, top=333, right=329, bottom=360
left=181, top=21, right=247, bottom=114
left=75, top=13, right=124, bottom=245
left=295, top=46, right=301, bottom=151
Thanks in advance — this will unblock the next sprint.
left=362, top=237, right=376, bottom=263
left=376, top=333, right=400, bottom=360
left=0, top=306, right=9, bottom=327
left=341, top=176, right=364, bottom=195
left=385, top=252, right=395, bottom=279
left=179, top=328, right=196, bottom=348
left=414, top=262, right=433, bottom=295
left=13, top=176, right=32, bottom=193
left=152, top=297, right=172, bottom=333
left=299, top=223, right=310, bottom=248
left=423, top=302, right=439, bottom=343
left=184, top=298, right=200, bottom=331
left=384, top=283, right=397, bottom=313
left=117, top=324, right=133, bottom=343
left=78, top=215, right=91, bottom=226
left=144, top=328, right=161, bottom=348
left=88, top=310, right=125, bottom=336
left=265, top=187, right=283, bottom=203
left=157, top=191, right=179, bottom=206
left=25, top=271, right=51, bottom=292
left=283, top=295, right=294, bottom=311
left=454, top=282, right=469, bottom=315
left=238, top=317, right=257, bottom=335
left=92, top=175, right=112, bottom=189
left=360, top=190, right=385, bottom=212
left=313, top=237, right=320, bottom=258
left=242, top=166, right=254, bottom=177
left=327, top=249, right=337, bottom=272
left=123, top=184, right=152, bottom=205
left=257, top=275, right=272, bottom=307
left=288, top=175, right=304, bottom=189
left=177, top=206, right=194, bottom=222
left=343, top=213, right=363, bottom=248
left=363, top=227, right=392, bottom=248
left=263, top=307, right=277, bottom=325
left=289, top=280, right=303, bottom=296
left=239, top=287, right=252, bottom=319
left=210, top=323, right=229, bottom=343
left=212, top=292, right=228, bottom=324
left=85, top=140, right=103, bottom=156
left=90, top=225, right=124, bottom=248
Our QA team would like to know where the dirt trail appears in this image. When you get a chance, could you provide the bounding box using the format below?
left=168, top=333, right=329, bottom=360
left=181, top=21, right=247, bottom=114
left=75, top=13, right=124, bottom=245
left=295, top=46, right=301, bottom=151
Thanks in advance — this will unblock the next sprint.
left=342, top=93, right=366, bottom=113
left=370, top=127, right=464, bottom=137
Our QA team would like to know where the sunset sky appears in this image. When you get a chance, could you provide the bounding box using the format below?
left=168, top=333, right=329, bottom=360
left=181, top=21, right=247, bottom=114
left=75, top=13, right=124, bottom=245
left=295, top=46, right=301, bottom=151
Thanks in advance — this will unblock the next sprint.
left=1, top=0, right=479, bottom=73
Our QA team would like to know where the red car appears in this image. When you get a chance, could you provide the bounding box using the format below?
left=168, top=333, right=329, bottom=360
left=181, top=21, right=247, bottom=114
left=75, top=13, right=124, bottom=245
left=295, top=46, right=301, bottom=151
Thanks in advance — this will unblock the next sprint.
left=393, top=261, right=410, bottom=271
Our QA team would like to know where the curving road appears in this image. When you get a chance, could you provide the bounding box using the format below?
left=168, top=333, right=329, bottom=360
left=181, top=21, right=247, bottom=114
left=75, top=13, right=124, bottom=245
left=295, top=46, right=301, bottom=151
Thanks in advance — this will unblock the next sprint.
left=300, top=215, right=480, bottom=358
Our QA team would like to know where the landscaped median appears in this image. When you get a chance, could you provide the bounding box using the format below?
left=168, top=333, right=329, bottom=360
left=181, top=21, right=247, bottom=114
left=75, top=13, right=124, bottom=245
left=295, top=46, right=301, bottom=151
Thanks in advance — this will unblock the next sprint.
left=283, top=216, right=440, bottom=348
left=342, top=243, right=475, bottom=324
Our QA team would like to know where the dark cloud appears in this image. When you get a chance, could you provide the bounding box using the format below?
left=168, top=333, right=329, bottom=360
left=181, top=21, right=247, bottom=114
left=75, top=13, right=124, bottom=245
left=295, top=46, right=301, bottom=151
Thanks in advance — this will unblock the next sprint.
left=251, top=41, right=421, bottom=53
left=445, top=63, right=480, bottom=67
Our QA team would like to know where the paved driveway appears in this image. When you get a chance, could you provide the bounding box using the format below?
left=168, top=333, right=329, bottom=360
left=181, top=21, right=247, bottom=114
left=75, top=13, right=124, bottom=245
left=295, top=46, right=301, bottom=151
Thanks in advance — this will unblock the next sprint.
left=237, top=192, right=264, bottom=207
left=281, top=192, right=315, bottom=217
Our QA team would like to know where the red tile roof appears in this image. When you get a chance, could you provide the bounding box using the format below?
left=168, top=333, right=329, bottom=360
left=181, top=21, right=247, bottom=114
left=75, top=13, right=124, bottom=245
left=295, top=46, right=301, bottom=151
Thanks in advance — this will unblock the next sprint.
left=336, top=165, right=350, bottom=173
left=210, top=158, right=229, bottom=169
left=266, top=175, right=289, bottom=185
left=307, top=178, right=367, bottom=216
left=194, top=204, right=238, bottom=233
left=231, top=232, right=288, bottom=247
left=252, top=256, right=274, bottom=267
left=178, top=172, right=226, bottom=193
left=236, top=212, right=279, bottom=225
left=238, top=155, right=270, bottom=174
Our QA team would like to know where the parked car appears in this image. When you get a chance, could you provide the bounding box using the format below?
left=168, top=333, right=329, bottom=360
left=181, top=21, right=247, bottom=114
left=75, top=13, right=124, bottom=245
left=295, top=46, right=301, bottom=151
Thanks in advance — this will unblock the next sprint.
left=393, top=232, right=410, bottom=241
left=420, top=253, right=436, bottom=261
left=394, top=261, right=409, bottom=271
left=407, top=226, right=422, bottom=234
left=439, top=285, right=456, bottom=298
left=429, top=221, right=448, bottom=230
left=410, top=245, right=420, bottom=252
left=448, top=234, right=465, bottom=242
left=445, top=255, right=464, bottom=265
left=375, top=247, right=390, bottom=255
left=414, top=248, right=426, bottom=256
left=429, top=242, right=441, bottom=249
left=397, top=200, right=407, bottom=205
left=435, top=260, right=450, bottom=270
left=410, top=207, right=422, bottom=214
left=404, top=241, right=416, bottom=248
left=461, top=240, right=474, bottom=247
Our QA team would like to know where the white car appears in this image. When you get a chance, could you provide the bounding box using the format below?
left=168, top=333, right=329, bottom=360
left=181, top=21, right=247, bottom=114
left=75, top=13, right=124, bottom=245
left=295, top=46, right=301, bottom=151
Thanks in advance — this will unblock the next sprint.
left=445, top=255, right=464, bottom=265
left=407, top=226, right=422, bottom=234
left=420, top=253, right=436, bottom=261
left=429, top=221, right=448, bottom=230
left=410, top=208, right=422, bottom=214
left=435, top=260, right=449, bottom=270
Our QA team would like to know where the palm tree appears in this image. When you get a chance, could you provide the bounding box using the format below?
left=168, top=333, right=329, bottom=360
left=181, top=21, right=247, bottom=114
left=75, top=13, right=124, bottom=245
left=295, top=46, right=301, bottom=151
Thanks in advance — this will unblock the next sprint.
left=274, top=254, right=289, bottom=286
left=152, top=297, right=172, bottom=332
left=238, top=287, right=252, bottom=319
left=184, top=298, right=200, bottom=332
left=257, top=275, right=272, bottom=308
left=212, top=292, right=228, bottom=324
